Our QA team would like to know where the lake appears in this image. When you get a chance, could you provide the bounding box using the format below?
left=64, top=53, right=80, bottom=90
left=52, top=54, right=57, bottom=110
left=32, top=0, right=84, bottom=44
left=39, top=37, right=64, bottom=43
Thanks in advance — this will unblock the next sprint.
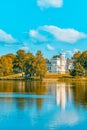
left=0, top=80, right=87, bottom=130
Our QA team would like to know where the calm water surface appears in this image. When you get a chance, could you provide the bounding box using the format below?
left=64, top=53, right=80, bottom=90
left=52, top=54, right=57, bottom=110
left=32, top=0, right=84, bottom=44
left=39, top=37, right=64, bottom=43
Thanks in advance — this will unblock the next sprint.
left=0, top=80, right=87, bottom=130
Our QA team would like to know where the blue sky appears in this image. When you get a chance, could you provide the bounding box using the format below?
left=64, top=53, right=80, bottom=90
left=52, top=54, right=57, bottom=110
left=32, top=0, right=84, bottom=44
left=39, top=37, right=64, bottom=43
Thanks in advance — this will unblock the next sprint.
left=0, top=0, right=87, bottom=58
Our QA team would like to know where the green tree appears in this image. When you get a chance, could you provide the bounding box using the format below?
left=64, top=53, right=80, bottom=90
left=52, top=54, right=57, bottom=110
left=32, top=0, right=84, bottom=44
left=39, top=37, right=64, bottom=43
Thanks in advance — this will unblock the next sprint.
left=73, top=51, right=81, bottom=60
left=13, top=50, right=26, bottom=73
left=80, top=51, right=87, bottom=69
left=52, top=55, right=60, bottom=58
left=70, top=62, right=85, bottom=77
left=24, top=52, right=36, bottom=78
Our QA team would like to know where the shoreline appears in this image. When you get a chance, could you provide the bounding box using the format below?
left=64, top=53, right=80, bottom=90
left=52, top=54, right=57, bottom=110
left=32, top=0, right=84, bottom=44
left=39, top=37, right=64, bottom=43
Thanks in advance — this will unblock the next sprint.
left=0, top=77, right=87, bottom=82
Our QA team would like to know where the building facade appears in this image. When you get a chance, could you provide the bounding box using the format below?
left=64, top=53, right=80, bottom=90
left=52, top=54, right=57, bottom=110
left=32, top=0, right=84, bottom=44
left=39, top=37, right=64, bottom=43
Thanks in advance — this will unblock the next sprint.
left=47, top=53, right=73, bottom=74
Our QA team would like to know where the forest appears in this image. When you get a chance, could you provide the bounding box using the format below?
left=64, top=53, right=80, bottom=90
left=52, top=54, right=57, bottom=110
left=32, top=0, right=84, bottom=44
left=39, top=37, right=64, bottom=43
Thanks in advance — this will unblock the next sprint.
left=0, top=50, right=47, bottom=79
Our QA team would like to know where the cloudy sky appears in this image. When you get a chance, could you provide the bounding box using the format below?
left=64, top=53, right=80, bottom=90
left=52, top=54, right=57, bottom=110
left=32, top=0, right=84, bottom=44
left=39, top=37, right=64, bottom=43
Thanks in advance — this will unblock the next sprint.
left=0, top=0, right=87, bottom=58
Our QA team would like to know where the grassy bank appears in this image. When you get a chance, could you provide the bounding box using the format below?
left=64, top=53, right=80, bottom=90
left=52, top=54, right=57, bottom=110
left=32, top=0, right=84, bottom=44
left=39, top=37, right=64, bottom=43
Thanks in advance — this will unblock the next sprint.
left=44, top=73, right=87, bottom=82
left=0, top=73, right=41, bottom=80
left=0, top=73, right=24, bottom=80
left=0, top=73, right=87, bottom=81
left=44, top=73, right=71, bottom=78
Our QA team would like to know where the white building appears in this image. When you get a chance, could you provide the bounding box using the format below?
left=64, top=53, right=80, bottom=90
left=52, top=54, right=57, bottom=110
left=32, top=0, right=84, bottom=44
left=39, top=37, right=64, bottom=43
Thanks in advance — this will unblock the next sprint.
left=47, top=53, right=73, bottom=74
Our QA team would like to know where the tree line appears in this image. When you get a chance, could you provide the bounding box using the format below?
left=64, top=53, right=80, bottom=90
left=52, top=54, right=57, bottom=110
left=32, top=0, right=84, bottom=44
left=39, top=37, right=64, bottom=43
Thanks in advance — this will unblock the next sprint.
left=0, top=50, right=47, bottom=79
left=0, top=49, right=87, bottom=78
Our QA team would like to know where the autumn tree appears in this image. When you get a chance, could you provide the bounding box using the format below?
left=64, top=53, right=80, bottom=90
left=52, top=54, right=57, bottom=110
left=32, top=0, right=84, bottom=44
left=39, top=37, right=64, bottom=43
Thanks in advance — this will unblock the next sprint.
left=52, top=55, right=60, bottom=58
left=73, top=51, right=81, bottom=61
left=0, top=49, right=47, bottom=79
left=71, top=51, right=87, bottom=77
left=35, top=50, right=47, bottom=80
left=70, top=62, right=85, bottom=77
left=0, top=54, right=15, bottom=76
left=24, top=52, right=36, bottom=78
left=13, top=50, right=26, bottom=73
left=79, top=51, right=87, bottom=70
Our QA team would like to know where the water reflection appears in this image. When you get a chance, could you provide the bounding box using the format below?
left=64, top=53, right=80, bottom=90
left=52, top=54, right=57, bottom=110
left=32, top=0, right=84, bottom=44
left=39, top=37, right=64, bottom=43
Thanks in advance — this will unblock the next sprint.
left=72, top=82, right=87, bottom=108
left=0, top=80, right=87, bottom=129
left=56, top=83, right=66, bottom=110
left=0, top=80, right=87, bottom=110
left=0, top=80, right=48, bottom=111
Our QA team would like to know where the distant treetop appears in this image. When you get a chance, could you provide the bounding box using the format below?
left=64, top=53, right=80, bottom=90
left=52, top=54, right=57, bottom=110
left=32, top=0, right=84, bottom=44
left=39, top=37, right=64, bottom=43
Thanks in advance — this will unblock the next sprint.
left=52, top=55, right=60, bottom=58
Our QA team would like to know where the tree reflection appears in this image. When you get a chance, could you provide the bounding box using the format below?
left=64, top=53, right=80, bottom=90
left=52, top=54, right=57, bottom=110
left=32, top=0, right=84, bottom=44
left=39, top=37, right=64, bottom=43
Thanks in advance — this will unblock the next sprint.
left=1, top=80, right=87, bottom=111
left=71, top=81, right=87, bottom=108
left=0, top=80, right=48, bottom=111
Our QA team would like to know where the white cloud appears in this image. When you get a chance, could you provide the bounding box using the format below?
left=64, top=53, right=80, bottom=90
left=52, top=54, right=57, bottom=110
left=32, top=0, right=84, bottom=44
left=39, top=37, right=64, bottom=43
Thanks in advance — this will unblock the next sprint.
left=47, top=44, right=55, bottom=50
left=29, top=30, right=47, bottom=42
left=0, top=29, right=17, bottom=43
left=29, top=25, right=87, bottom=44
left=37, top=0, right=63, bottom=8
left=40, top=25, right=87, bottom=43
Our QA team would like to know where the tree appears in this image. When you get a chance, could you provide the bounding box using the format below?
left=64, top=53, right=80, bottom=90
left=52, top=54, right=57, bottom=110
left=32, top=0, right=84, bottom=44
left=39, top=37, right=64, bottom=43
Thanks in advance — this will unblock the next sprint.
left=0, top=54, right=15, bottom=76
left=24, top=52, right=36, bottom=78
left=71, top=50, right=87, bottom=77
left=13, top=50, right=26, bottom=73
left=52, top=55, right=60, bottom=58
left=73, top=51, right=81, bottom=60
left=35, top=50, right=47, bottom=80
left=79, top=51, right=87, bottom=69
left=70, top=62, right=85, bottom=77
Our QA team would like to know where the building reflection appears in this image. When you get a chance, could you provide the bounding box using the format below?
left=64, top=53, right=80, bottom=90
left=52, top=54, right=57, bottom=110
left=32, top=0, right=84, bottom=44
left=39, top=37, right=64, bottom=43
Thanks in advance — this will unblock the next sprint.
left=45, top=82, right=73, bottom=110
left=0, top=80, right=87, bottom=113
left=55, top=81, right=87, bottom=109
left=56, top=83, right=66, bottom=110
